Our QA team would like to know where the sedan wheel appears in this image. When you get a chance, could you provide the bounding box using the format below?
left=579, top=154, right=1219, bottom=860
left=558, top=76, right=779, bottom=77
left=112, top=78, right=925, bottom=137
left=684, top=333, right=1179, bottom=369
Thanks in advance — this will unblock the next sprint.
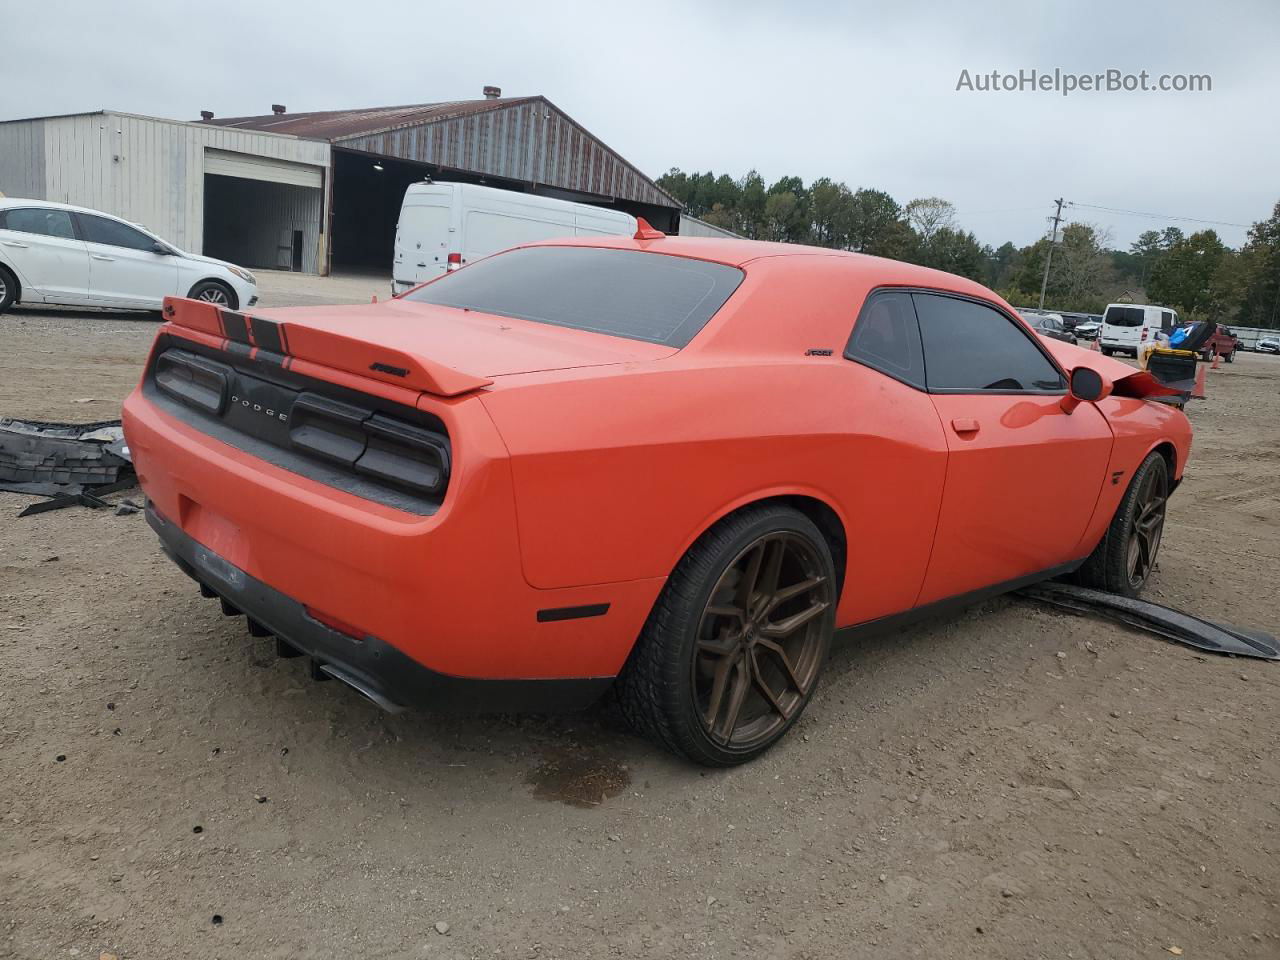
left=0, top=266, right=15, bottom=313
left=188, top=280, right=237, bottom=310
left=615, top=504, right=837, bottom=766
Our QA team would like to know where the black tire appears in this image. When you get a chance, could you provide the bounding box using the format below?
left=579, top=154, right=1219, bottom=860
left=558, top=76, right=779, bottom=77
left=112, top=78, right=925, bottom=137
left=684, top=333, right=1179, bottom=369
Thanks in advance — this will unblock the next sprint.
left=0, top=264, right=17, bottom=313
left=1101, top=348, right=1112, bottom=356
left=614, top=504, right=837, bottom=766
left=188, top=279, right=237, bottom=310
left=1074, top=451, right=1170, bottom=597
left=1226, top=349, right=1235, bottom=363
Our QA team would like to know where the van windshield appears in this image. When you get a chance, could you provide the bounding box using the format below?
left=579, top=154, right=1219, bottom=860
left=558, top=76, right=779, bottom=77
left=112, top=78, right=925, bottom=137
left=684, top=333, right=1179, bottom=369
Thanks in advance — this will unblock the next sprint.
left=405, top=246, right=744, bottom=347
left=1104, top=306, right=1145, bottom=327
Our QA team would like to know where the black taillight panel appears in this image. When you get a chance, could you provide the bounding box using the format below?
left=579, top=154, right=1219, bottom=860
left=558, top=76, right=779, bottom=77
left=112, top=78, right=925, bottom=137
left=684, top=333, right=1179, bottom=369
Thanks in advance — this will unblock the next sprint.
left=355, top=413, right=450, bottom=495
left=289, top=393, right=373, bottom=468
left=145, top=342, right=452, bottom=515
left=155, top=349, right=228, bottom=415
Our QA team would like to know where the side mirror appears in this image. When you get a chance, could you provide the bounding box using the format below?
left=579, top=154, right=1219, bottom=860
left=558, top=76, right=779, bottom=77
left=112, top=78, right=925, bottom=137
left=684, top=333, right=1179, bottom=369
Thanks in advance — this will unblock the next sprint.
left=1060, top=366, right=1109, bottom=414
left=151, top=242, right=170, bottom=255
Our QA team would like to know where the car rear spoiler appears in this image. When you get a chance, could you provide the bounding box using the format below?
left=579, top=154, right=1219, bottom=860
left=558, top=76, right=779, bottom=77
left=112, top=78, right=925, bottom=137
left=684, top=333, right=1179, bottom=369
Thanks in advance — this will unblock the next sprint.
left=161, top=296, right=493, bottom=398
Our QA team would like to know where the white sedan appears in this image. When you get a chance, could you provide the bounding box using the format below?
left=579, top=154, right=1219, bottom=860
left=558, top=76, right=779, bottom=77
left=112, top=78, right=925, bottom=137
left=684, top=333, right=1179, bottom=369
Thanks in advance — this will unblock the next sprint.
left=0, top=198, right=257, bottom=313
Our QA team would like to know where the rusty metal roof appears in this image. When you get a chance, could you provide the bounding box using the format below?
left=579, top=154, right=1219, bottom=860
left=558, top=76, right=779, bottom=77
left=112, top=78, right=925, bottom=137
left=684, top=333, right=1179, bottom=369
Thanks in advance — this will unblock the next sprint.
left=200, top=96, right=678, bottom=209
left=201, top=98, right=539, bottom=140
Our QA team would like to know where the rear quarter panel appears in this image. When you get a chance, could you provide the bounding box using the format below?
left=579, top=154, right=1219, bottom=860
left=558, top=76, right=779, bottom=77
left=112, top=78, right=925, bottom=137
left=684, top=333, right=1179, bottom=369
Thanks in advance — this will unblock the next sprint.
left=479, top=256, right=956, bottom=626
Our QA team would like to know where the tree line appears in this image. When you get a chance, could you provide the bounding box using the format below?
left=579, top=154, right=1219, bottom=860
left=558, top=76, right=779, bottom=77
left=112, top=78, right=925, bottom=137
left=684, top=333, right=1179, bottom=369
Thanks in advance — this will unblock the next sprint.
left=659, top=168, right=1280, bottom=327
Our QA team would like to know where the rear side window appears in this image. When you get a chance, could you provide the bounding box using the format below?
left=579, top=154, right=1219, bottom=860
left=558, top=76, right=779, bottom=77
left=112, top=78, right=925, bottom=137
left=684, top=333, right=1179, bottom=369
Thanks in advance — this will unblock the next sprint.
left=914, top=293, right=1065, bottom=392
left=406, top=246, right=743, bottom=347
left=1104, top=305, right=1145, bottom=327
left=845, top=291, right=925, bottom=388
left=1161, top=310, right=1175, bottom=332
left=2, top=207, right=76, bottom=239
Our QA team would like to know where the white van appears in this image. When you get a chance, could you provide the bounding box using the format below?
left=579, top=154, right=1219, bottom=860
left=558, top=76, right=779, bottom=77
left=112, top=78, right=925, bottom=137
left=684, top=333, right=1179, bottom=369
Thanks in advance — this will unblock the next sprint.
left=1099, top=302, right=1179, bottom=357
left=391, top=182, right=637, bottom=294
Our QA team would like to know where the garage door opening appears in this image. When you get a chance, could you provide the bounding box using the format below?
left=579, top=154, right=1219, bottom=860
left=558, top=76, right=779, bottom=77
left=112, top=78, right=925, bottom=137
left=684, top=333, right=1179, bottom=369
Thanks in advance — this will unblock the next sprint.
left=328, top=148, right=683, bottom=274
left=330, top=150, right=436, bottom=272
left=202, top=149, right=323, bottom=273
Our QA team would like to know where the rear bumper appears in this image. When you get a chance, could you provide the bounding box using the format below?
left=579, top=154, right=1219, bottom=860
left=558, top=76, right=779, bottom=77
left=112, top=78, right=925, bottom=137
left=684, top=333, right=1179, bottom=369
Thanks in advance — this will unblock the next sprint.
left=123, top=374, right=665, bottom=684
left=148, top=505, right=612, bottom=713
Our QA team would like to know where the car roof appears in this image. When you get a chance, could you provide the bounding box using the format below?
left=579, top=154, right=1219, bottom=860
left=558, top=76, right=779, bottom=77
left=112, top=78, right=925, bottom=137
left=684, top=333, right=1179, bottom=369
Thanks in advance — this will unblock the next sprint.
left=524, top=233, right=999, bottom=297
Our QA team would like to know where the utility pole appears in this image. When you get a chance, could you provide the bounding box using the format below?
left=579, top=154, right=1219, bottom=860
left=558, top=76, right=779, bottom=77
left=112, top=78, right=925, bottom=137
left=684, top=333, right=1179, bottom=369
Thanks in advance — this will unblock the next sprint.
left=1038, top=197, right=1065, bottom=310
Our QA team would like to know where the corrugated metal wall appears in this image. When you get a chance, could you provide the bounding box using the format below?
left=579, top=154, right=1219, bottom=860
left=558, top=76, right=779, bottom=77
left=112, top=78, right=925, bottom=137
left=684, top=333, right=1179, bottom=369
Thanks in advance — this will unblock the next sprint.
left=3, top=112, right=330, bottom=269
left=339, top=100, right=675, bottom=210
left=0, top=119, right=47, bottom=199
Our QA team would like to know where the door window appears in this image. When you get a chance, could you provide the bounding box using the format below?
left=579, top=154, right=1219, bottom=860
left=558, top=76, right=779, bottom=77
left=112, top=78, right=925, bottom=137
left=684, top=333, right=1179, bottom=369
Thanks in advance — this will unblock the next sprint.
left=77, top=215, right=157, bottom=251
left=844, top=291, right=926, bottom=389
left=2, top=208, right=76, bottom=239
left=914, top=293, right=1065, bottom=393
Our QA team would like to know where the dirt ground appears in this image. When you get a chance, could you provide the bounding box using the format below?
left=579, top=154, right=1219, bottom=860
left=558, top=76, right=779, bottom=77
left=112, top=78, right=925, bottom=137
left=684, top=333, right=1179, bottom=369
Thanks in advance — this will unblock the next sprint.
left=2, top=300, right=1277, bottom=960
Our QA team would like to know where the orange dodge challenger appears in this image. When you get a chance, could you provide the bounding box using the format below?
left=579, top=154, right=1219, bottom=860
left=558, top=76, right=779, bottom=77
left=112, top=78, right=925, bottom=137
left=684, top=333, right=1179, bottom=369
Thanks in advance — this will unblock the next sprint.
left=123, top=229, right=1191, bottom=765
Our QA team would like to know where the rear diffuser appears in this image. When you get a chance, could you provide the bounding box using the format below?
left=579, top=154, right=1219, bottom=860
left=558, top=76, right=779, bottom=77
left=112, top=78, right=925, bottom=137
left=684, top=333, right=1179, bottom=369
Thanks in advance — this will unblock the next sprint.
left=1017, top=582, right=1278, bottom=661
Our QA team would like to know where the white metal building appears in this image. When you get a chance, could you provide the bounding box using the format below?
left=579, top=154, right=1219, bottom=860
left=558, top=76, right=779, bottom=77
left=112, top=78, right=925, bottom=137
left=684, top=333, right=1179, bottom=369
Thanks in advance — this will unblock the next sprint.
left=0, top=111, right=330, bottom=273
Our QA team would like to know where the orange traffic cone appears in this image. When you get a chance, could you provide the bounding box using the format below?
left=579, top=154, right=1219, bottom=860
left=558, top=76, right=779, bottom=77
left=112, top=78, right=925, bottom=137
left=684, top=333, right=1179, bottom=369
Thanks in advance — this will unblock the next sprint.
left=371, top=294, right=379, bottom=304
left=1211, top=348, right=1220, bottom=369
left=1090, top=337, right=1100, bottom=352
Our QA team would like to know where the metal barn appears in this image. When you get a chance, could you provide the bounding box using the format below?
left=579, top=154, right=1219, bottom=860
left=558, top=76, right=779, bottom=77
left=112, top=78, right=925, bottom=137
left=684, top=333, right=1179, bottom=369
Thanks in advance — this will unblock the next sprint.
left=202, top=89, right=682, bottom=272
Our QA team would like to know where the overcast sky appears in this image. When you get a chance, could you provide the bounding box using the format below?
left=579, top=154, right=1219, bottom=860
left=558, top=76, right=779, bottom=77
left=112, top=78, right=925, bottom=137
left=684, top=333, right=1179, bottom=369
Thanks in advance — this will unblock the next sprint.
left=6, top=0, right=1277, bottom=249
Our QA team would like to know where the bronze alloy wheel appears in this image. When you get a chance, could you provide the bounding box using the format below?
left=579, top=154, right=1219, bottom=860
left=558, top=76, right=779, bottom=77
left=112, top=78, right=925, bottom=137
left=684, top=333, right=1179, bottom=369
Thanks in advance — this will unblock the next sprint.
left=692, top=532, right=833, bottom=750
left=1126, top=458, right=1168, bottom=589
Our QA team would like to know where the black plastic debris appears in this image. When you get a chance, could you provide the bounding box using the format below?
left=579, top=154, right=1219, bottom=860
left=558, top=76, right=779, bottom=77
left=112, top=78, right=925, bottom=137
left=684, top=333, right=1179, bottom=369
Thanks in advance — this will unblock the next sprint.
left=1, top=417, right=136, bottom=514
left=1018, top=582, right=1279, bottom=661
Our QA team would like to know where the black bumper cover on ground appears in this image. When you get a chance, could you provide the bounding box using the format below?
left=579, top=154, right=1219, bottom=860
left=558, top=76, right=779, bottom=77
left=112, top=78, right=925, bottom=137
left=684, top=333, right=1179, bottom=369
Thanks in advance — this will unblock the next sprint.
left=147, top=507, right=612, bottom=713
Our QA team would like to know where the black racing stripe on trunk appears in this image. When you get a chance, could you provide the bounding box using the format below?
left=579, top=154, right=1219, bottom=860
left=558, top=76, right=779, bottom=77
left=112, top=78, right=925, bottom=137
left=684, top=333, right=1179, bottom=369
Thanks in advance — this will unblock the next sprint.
left=251, top=316, right=284, bottom=353
left=219, top=310, right=251, bottom=344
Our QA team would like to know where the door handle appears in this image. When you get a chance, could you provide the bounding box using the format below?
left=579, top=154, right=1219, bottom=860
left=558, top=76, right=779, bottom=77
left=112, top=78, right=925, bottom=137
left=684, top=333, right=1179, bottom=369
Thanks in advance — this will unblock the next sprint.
left=91, top=255, right=115, bottom=261
left=951, top=418, right=980, bottom=435
left=1, top=240, right=28, bottom=248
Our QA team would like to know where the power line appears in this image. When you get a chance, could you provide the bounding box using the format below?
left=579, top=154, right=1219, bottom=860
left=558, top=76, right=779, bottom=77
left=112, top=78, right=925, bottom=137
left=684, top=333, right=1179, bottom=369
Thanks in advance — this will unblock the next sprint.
left=1065, top=201, right=1249, bottom=229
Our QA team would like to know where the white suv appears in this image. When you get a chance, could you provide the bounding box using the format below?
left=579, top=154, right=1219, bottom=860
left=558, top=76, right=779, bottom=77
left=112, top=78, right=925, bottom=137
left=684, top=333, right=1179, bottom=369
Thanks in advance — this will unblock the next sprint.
left=0, top=198, right=258, bottom=314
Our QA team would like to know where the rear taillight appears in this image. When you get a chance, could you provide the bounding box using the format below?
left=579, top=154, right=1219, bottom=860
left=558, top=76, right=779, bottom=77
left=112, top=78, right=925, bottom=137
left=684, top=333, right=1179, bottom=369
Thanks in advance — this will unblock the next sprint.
left=287, top=393, right=450, bottom=495
left=155, top=349, right=228, bottom=415
left=446, top=252, right=462, bottom=271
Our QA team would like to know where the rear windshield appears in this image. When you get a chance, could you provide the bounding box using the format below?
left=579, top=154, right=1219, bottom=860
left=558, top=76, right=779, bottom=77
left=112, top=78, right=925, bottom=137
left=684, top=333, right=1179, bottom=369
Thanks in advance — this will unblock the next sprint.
left=1104, top=306, right=1146, bottom=327
left=405, top=246, right=744, bottom=347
